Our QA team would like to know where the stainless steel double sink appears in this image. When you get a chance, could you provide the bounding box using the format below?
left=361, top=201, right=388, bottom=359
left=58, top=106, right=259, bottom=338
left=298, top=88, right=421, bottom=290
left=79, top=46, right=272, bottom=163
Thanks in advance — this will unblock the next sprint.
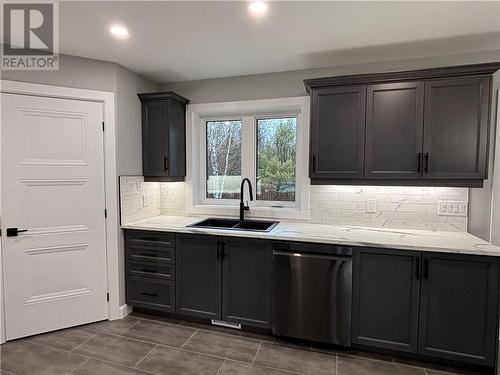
left=187, top=218, right=279, bottom=232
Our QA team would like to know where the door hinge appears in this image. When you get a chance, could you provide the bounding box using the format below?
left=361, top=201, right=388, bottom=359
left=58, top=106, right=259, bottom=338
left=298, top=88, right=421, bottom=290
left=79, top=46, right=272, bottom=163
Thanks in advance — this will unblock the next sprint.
left=102, top=121, right=105, bottom=131
left=104, top=209, right=107, bottom=218
left=106, top=293, right=110, bottom=302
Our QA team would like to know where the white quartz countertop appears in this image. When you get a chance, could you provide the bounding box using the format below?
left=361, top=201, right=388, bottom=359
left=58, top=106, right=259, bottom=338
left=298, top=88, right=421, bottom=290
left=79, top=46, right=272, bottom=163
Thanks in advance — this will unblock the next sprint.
left=122, top=215, right=500, bottom=256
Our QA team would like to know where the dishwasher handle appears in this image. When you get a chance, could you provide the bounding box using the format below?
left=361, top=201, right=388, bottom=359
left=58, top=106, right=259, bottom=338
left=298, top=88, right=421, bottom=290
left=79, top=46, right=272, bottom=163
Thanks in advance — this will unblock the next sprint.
left=273, top=250, right=352, bottom=261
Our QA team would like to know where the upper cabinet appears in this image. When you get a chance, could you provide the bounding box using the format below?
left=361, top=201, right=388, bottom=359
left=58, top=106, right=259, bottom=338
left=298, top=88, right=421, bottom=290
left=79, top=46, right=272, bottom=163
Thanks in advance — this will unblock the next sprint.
left=310, top=85, right=366, bottom=179
left=305, top=63, right=499, bottom=186
left=138, top=92, right=189, bottom=181
left=422, top=77, right=490, bottom=180
left=365, top=81, right=424, bottom=180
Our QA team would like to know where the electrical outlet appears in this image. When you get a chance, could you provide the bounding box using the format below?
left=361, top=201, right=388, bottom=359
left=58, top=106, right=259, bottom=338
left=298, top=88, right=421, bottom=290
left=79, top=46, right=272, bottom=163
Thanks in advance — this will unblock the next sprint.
left=438, top=201, right=467, bottom=217
left=366, top=199, right=377, bottom=213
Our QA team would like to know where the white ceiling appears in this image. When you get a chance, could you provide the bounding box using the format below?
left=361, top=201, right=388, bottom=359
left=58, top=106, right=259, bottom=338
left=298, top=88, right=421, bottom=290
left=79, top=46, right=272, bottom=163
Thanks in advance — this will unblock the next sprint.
left=58, top=1, right=500, bottom=83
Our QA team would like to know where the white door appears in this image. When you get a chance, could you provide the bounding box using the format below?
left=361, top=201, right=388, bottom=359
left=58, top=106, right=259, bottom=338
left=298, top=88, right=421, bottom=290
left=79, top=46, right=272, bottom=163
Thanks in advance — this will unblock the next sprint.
left=1, top=93, right=108, bottom=340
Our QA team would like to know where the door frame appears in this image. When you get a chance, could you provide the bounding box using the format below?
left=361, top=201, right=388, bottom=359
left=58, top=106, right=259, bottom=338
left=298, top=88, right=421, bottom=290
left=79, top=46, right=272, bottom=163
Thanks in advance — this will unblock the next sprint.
left=0, top=80, right=121, bottom=344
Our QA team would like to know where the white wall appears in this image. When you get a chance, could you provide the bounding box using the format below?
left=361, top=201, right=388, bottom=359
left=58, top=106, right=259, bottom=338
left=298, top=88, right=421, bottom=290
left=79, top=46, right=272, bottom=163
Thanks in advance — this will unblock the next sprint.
left=490, top=90, right=500, bottom=245
left=469, top=73, right=500, bottom=240
left=116, top=66, right=159, bottom=175
left=1, top=54, right=160, bottom=306
left=0, top=54, right=117, bottom=92
left=160, top=50, right=500, bottom=104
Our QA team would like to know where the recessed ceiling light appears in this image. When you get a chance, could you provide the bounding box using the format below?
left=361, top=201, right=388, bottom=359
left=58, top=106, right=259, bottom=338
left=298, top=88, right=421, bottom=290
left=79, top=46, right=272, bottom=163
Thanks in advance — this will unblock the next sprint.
left=109, top=24, right=129, bottom=39
left=248, top=2, right=269, bottom=17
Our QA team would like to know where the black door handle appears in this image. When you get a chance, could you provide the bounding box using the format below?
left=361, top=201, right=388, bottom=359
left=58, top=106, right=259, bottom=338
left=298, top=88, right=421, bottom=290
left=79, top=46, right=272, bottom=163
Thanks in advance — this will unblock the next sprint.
left=312, top=154, right=317, bottom=173
left=417, top=153, right=422, bottom=173
left=6, top=228, right=28, bottom=237
left=415, top=257, right=420, bottom=280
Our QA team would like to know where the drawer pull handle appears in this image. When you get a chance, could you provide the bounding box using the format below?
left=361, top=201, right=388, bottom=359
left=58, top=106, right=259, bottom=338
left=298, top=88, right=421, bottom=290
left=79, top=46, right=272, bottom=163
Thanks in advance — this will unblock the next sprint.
left=140, top=253, right=158, bottom=257
left=141, top=291, right=157, bottom=297
left=141, top=268, right=158, bottom=273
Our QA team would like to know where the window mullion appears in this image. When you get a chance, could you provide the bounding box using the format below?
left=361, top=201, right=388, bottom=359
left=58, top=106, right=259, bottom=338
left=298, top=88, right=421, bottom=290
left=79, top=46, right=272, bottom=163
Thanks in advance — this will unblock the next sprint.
left=241, top=116, right=256, bottom=205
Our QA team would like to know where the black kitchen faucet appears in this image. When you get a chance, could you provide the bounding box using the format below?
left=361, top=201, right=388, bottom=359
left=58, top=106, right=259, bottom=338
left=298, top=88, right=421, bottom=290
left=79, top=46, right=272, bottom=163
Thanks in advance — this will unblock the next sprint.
left=239, top=178, right=254, bottom=221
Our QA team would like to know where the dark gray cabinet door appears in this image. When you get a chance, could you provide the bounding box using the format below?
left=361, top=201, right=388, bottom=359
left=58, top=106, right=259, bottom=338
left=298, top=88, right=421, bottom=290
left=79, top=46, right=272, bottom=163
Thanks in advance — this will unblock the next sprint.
left=222, top=238, right=272, bottom=328
left=352, top=248, right=421, bottom=353
left=142, top=101, right=168, bottom=177
left=422, top=76, right=491, bottom=180
left=166, top=100, right=186, bottom=178
left=176, top=234, right=221, bottom=320
left=139, top=92, right=188, bottom=180
left=365, top=82, right=424, bottom=179
left=418, top=253, right=499, bottom=366
left=310, top=85, right=366, bottom=179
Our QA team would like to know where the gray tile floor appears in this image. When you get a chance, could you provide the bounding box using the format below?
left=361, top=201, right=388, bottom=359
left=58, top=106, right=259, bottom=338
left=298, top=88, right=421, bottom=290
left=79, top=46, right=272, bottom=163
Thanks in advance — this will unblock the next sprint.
left=0, top=312, right=490, bottom=375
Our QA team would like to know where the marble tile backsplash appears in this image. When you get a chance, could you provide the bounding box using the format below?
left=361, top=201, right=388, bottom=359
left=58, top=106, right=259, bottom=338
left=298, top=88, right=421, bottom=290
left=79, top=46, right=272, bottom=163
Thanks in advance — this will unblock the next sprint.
left=308, top=185, right=468, bottom=232
left=120, top=176, right=469, bottom=231
left=120, top=176, right=161, bottom=225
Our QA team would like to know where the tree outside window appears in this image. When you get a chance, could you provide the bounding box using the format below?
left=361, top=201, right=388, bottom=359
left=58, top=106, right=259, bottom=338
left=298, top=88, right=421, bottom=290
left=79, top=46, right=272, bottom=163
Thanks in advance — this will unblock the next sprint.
left=257, top=117, right=297, bottom=202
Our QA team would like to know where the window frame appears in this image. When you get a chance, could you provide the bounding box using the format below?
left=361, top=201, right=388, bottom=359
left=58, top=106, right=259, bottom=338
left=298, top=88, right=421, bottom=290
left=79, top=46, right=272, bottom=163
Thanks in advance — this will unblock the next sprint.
left=186, top=97, right=310, bottom=220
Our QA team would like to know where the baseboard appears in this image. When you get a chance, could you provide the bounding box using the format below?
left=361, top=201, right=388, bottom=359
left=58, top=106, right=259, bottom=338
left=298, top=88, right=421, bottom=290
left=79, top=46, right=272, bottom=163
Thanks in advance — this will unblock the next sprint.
left=118, top=304, right=133, bottom=319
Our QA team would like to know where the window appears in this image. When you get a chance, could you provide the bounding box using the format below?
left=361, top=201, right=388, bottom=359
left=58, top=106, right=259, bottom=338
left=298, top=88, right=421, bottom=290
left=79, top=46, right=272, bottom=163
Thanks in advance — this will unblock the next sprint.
left=257, top=117, right=297, bottom=202
left=187, top=97, right=310, bottom=220
left=206, top=120, right=241, bottom=199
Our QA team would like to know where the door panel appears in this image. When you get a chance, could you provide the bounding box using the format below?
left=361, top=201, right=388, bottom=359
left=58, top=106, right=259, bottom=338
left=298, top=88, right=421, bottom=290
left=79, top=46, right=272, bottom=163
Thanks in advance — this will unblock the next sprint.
left=310, top=85, right=366, bottom=179
left=352, top=248, right=420, bottom=353
left=423, top=76, right=490, bottom=180
left=365, top=82, right=424, bottom=179
left=222, top=239, right=271, bottom=328
left=176, top=234, right=221, bottom=319
left=418, top=254, right=499, bottom=366
left=2, top=93, right=108, bottom=340
left=142, top=101, right=168, bottom=177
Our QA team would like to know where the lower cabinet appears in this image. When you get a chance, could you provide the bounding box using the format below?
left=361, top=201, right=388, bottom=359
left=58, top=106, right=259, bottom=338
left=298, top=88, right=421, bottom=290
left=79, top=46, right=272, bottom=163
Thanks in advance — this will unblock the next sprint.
left=175, top=234, right=221, bottom=319
left=352, top=248, right=500, bottom=367
left=222, top=238, right=272, bottom=327
left=176, top=234, right=272, bottom=328
left=352, top=248, right=420, bottom=353
left=125, top=230, right=176, bottom=313
left=418, top=253, right=499, bottom=365
left=126, top=276, right=175, bottom=312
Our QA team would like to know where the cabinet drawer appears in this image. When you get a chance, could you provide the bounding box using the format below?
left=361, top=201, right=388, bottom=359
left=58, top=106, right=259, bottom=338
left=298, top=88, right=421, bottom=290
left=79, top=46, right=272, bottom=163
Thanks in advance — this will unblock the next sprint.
left=127, top=260, right=175, bottom=280
left=126, top=276, right=175, bottom=312
left=126, top=243, right=175, bottom=263
left=126, top=230, right=175, bottom=247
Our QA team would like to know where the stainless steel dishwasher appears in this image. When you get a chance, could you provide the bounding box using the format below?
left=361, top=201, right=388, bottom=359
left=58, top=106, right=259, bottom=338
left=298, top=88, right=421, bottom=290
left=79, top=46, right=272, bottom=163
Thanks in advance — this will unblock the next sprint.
left=272, top=241, right=352, bottom=346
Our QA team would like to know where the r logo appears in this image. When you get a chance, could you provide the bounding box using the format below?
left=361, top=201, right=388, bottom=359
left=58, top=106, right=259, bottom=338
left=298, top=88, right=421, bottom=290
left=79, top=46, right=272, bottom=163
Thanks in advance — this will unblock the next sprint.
left=3, top=3, right=54, bottom=55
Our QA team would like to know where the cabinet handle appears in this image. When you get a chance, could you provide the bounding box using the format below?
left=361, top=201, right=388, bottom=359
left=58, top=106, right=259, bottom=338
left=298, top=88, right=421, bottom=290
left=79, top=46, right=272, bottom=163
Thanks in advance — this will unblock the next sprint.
left=141, top=291, right=157, bottom=297
left=140, top=268, right=158, bottom=273
left=140, top=253, right=158, bottom=258
left=415, top=258, right=420, bottom=280
left=221, top=241, right=226, bottom=260
left=423, top=258, right=429, bottom=281
left=164, top=155, right=169, bottom=171
left=424, top=153, right=429, bottom=173
left=312, top=154, right=317, bottom=173
left=417, top=153, right=422, bottom=173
